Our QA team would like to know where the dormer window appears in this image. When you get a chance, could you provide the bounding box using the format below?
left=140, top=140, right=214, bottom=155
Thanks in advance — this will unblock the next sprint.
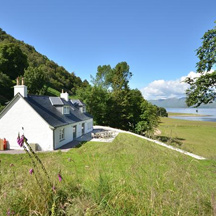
left=63, top=106, right=70, bottom=114
left=79, top=106, right=86, bottom=113
left=79, top=107, right=83, bottom=113
left=83, top=106, right=86, bottom=113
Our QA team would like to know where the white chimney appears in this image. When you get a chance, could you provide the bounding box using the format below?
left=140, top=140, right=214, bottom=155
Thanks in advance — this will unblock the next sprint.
left=60, top=89, right=69, bottom=101
left=14, top=77, right=27, bottom=97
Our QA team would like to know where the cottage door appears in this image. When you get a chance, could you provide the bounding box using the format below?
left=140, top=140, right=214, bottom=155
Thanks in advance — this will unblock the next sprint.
left=82, top=123, right=85, bottom=135
left=73, top=126, right=76, bottom=139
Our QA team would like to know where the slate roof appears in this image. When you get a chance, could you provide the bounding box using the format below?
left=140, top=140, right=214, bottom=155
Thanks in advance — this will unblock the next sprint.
left=71, top=99, right=85, bottom=107
left=24, top=95, right=92, bottom=128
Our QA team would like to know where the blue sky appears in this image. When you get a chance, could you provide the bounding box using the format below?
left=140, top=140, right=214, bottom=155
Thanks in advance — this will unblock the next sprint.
left=1, top=0, right=216, bottom=99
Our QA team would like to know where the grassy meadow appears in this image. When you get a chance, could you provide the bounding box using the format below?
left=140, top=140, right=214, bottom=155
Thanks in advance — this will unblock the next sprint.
left=0, top=133, right=216, bottom=215
left=157, top=116, right=216, bottom=159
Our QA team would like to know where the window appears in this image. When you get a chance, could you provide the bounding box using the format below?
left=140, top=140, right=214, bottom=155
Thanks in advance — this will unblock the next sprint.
left=79, top=107, right=83, bottom=113
left=82, top=123, right=85, bottom=134
left=73, top=126, right=76, bottom=138
left=63, top=106, right=70, bottom=114
left=87, top=122, right=92, bottom=130
left=59, top=128, right=65, bottom=141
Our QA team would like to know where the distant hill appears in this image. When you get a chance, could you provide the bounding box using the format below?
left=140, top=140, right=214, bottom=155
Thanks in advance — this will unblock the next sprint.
left=149, top=97, right=216, bottom=108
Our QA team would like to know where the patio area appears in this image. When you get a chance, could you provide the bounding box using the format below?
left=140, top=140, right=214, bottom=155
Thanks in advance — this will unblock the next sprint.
left=59, top=127, right=119, bottom=151
left=0, top=127, right=119, bottom=154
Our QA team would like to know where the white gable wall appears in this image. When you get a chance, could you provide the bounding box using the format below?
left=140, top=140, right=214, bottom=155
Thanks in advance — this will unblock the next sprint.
left=0, top=96, right=53, bottom=151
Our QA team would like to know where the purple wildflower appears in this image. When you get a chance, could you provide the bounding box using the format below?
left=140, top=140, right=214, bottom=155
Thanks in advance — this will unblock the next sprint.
left=17, top=134, right=24, bottom=147
left=58, top=173, right=62, bottom=182
left=7, top=210, right=15, bottom=215
left=29, top=168, right=34, bottom=174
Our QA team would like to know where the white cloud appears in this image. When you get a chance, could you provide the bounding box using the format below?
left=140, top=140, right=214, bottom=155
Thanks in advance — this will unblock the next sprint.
left=141, top=71, right=198, bottom=100
left=141, top=70, right=216, bottom=100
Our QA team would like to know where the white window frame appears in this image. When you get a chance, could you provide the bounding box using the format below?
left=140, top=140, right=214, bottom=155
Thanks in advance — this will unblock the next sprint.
left=59, top=128, right=65, bottom=141
left=79, top=107, right=83, bottom=113
left=62, top=106, right=70, bottom=114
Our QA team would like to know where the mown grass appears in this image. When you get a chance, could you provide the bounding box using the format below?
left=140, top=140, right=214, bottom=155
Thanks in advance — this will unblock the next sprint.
left=157, top=117, right=216, bottom=159
left=0, top=133, right=216, bottom=215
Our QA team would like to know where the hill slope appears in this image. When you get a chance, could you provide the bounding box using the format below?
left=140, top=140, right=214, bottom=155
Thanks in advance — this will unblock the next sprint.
left=0, top=133, right=215, bottom=215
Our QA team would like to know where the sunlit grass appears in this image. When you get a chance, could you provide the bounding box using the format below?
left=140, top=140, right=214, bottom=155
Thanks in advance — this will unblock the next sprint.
left=0, top=133, right=215, bottom=215
left=157, top=117, right=216, bottom=159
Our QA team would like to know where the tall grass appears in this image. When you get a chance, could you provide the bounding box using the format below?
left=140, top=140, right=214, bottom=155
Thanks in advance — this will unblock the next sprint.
left=0, top=133, right=215, bottom=215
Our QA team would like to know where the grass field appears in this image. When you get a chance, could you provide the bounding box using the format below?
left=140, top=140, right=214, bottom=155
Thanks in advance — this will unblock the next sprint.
left=157, top=116, right=216, bottom=159
left=0, top=133, right=216, bottom=215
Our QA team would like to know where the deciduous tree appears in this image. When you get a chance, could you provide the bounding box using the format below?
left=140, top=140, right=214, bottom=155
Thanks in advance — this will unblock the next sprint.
left=0, top=43, right=28, bottom=80
left=135, top=101, right=159, bottom=135
left=0, top=71, right=13, bottom=104
left=185, top=22, right=216, bottom=107
left=24, top=66, right=48, bottom=95
left=78, top=62, right=160, bottom=134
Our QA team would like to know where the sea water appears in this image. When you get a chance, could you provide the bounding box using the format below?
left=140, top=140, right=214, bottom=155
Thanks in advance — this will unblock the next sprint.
left=166, top=108, right=216, bottom=122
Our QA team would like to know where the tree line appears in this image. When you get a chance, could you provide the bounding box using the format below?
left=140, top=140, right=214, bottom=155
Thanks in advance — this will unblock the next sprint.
left=77, top=62, right=167, bottom=135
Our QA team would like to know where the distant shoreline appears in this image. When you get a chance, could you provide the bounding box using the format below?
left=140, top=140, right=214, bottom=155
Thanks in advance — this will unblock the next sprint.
left=168, top=112, right=210, bottom=117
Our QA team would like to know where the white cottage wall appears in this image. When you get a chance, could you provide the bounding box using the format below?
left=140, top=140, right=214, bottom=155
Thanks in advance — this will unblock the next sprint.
left=85, top=119, right=93, bottom=134
left=54, top=125, right=73, bottom=149
left=54, top=119, right=93, bottom=149
left=0, top=97, right=53, bottom=151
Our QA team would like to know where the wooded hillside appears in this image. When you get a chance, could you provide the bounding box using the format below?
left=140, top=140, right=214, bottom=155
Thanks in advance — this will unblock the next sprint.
left=0, top=28, right=89, bottom=106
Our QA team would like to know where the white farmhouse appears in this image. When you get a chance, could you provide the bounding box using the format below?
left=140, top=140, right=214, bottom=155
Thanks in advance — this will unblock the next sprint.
left=0, top=79, right=93, bottom=151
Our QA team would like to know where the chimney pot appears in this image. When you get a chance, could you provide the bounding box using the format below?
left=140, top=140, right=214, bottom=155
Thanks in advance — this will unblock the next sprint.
left=21, top=77, right=24, bottom=85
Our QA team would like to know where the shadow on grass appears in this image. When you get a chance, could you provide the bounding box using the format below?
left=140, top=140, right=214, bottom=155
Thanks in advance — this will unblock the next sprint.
left=74, top=141, right=88, bottom=148
left=156, top=135, right=185, bottom=147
